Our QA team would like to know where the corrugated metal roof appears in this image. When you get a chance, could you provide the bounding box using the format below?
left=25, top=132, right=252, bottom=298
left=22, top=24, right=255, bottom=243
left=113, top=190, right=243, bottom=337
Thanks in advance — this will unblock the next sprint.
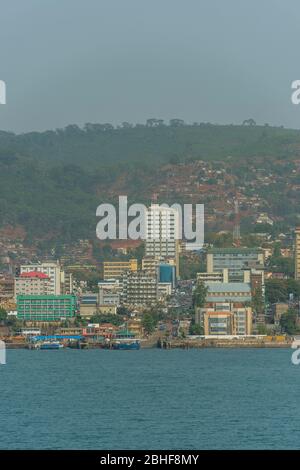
left=205, top=282, right=251, bottom=292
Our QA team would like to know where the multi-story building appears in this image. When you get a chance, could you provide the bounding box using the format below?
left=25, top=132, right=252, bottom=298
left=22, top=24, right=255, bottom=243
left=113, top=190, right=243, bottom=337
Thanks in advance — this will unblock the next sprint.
left=17, top=295, right=76, bottom=322
left=103, top=259, right=138, bottom=280
left=206, top=248, right=264, bottom=282
left=60, top=271, right=74, bottom=294
left=233, top=307, right=252, bottom=335
left=0, top=274, right=14, bottom=303
left=79, top=293, right=98, bottom=319
left=197, top=269, right=229, bottom=284
left=142, top=257, right=159, bottom=277
left=205, top=282, right=252, bottom=304
left=98, top=279, right=120, bottom=305
left=203, top=307, right=252, bottom=336
left=295, top=227, right=300, bottom=280
left=159, top=263, right=176, bottom=287
left=20, top=261, right=64, bottom=295
left=157, top=282, right=173, bottom=301
left=120, top=271, right=158, bottom=306
left=204, top=311, right=233, bottom=335
left=14, top=271, right=51, bottom=299
left=145, top=204, right=180, bottom=274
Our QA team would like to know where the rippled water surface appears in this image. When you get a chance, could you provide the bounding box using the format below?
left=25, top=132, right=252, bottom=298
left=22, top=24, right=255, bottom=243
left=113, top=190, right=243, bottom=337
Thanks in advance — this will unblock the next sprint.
left=0, top=348, right=299, bottom=449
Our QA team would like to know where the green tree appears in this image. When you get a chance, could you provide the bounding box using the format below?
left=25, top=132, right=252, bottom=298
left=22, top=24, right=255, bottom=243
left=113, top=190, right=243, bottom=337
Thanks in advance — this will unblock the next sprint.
left=90, top=313, right=123, bottom=326
left=193, top=281, right=208, bottom=308
left=142, top=313, right=157, bottom=334
left=0, top=307, right=7, bottom=323
left=189, top=323, right=204, bottom=335
left=256, top=324, right=268, bottom=335
left=252, top=287, right=264, bottom=316
left=265, top=279, right=288, bottom=304
left=280, top=308, right=299, bottom=335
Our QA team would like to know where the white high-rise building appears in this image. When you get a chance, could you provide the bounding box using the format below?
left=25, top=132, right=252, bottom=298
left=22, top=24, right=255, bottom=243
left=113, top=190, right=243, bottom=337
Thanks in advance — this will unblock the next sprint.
left=145, top=204, right=180, bottom=274
left=20, top=261, right=63, bottom=295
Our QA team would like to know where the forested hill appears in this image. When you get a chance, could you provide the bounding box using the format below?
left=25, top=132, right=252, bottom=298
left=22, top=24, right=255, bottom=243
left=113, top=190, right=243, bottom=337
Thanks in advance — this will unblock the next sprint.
left=1, top=122, right=300, bottom=169
left=0, top=121, right=300, bottom=244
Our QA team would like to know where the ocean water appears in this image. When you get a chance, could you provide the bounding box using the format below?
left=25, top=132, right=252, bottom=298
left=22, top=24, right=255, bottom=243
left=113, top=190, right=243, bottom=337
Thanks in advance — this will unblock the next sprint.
left=0, top=348, right=299, bottom=450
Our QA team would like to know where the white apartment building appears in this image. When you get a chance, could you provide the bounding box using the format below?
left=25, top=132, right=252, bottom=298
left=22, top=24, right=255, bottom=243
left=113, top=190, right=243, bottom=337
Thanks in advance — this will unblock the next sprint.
left=14, top=271, right=52, bottom=299
left=145, top=204, right=180, bottom=274
left=20, top=261, right=63, bottom=295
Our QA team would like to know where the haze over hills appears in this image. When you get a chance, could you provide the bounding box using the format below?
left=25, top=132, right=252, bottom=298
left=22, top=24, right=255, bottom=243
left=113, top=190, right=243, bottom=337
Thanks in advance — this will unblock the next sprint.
left=1, top=121, right=300, bottom=168
left=0, top=122, right=300, bottom=245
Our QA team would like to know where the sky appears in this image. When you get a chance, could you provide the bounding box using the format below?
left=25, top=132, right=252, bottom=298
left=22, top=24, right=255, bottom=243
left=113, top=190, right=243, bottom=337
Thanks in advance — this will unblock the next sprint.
left=0, top=0, right=300, bottom=133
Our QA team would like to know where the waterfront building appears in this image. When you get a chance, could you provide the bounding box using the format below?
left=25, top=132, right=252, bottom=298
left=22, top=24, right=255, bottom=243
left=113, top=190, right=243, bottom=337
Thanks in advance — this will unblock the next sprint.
left=103, top=259, right=138, bottom=280
left=17, top=294, right=77, bottom=322
left=203, top=311, right=232, bottom=335
left=201, top=305, right=252, bottom=336
left=206, top=248, right=264, bottom=282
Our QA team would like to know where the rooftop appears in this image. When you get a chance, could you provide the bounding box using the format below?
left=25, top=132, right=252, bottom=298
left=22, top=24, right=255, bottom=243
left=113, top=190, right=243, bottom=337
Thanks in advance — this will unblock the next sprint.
left=205, top=282, right=251, bottom=293
left=207, top=248, right=261, bottom=254
left=20, top=271, right=49, bottom=279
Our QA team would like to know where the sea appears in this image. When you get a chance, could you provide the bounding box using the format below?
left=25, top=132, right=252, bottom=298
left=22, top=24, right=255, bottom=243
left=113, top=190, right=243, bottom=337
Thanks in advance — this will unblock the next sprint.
left=0, top=348, right=299, bottom=450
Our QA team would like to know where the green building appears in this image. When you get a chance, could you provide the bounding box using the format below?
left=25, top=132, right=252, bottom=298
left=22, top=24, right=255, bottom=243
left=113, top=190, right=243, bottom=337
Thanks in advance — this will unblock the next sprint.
left=17, top=295, right=77, bottom=322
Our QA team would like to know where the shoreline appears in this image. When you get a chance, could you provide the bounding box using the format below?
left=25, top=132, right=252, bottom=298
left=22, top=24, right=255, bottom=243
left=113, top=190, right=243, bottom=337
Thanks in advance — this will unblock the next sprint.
left=4, top=342, right=292, bottom=350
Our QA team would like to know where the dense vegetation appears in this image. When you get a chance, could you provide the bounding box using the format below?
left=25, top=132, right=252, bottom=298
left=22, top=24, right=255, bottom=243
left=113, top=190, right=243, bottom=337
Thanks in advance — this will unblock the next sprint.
left=0, top=121, right=300, bottom=243
left=1, top=121, right=300, bottom=168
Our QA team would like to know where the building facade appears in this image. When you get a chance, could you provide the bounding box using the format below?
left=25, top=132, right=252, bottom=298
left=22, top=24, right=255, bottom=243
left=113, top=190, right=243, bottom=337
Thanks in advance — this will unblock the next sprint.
left=197, top=269, right=229, bottom=284
left=98, top=279, right=120, bottom=305
left=203, top=307, right=252, bottom=336
left=204, top=282, right=252, bottom=303
left=145, top=204, right=180, bottom=274
left=206, top=248, right=264, bottom=282
left=17, top=295, right=77, bottom=322
left=20, top=262, right=64, bottom=295
left=14, top=271, right=51, bottom=299
left=103, top=259, right=138, bottom=280
left=120, top=271, right=158, bottom=306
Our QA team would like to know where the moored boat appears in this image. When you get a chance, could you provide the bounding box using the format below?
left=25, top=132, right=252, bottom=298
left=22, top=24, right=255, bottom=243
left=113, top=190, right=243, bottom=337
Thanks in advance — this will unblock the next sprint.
left=39, top=341, right=64, bottom=350
left=112, top=341, right=140, bottom=350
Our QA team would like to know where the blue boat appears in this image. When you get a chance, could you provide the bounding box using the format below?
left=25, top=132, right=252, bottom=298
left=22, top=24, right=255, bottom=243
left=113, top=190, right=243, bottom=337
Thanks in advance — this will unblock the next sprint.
left=40, top=342, right=63, bottom=350
left=112, top=341, right=140, bottom=350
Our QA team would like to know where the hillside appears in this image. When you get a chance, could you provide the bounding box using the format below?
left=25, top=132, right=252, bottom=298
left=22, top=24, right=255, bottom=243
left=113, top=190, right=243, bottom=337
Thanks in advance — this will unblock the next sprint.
left=1, top=122, right=300, bottom=169
left=0, top=122, right=299, bottom=247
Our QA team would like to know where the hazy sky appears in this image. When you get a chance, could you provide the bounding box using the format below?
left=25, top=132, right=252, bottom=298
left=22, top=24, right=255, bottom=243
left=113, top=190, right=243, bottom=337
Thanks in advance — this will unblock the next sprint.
left=0, top=0, right=300, bottom=133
